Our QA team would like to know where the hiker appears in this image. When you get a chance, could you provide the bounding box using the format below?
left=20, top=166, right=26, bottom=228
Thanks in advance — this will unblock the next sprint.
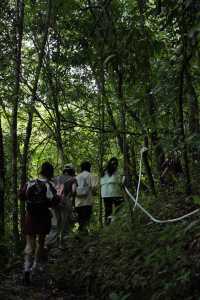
left=75, top=161, right=97, bottom=233
left=100, top=157, right=123, bottom=224
left=19, top=162, right=59, bottom=285
left=62, top=164, right=77, bottom=238
left=45, top=164, right=77, bottom=248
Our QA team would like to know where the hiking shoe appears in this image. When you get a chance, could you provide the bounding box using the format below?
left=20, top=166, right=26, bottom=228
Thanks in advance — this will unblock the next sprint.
left=23, top=271, right=31, bottom=285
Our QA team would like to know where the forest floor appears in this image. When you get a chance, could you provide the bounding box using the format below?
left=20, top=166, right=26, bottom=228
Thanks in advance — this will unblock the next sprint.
left=0, top=245, right=73, bottom=300
left=1, top=186, right=200, bottom=300
left=0, top=235, right=96, bottom=300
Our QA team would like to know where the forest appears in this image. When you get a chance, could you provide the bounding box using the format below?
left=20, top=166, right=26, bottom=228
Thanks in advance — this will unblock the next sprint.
left=1, top=0, right=200, bottom=299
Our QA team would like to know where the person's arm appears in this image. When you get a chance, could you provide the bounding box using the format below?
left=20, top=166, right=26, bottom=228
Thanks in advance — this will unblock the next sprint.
left=71, top=180, right=77, bottom=208
left=47, top=181, right=60, bottom=207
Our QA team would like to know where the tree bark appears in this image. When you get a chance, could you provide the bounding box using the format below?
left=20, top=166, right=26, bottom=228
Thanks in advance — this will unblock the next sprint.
left=45, top=63, right=65, bottom=167
left=185, top=69, right=200, bottom=135
left=137, top=0, right=165, bottom=179
left=20, top=0, right=52, bottom=235
left=178, top=64, right=191, bottom=194
left=143, top=136, right=157, bottom=196
left=116, top=65, right=132, bottom=187
left=11, top=0, right=24, bottom=245
left=0, top=115, right=5, bottom=235
left=98, top=63, right=105, bottom=228
left=176, top=8, right=192, bottom=194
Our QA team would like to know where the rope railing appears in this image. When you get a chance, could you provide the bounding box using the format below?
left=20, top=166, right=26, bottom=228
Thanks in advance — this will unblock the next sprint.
left=124, top=185, right=199, bottom=224
left=123, top=147, right=200, bottom=224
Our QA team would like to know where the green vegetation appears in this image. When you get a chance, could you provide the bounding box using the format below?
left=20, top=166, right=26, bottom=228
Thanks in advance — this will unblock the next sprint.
left=1, top=0, right=200, bottom=299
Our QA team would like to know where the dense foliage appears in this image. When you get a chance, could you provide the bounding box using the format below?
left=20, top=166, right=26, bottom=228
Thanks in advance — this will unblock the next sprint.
left=1, top=0, right=200, bottom=298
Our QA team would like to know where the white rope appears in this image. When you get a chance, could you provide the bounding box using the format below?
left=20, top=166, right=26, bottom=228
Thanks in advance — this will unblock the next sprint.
left=124, top=146, right=199, bottom=224
left=124, top=185, right=199, bottom=223
left=133, top=147, right=148, bottom=212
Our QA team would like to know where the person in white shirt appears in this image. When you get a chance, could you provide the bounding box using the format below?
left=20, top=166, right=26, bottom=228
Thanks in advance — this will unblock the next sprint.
left=75, top=161, right=96, bottom=233
left=100, top=157, right=123, bottom=224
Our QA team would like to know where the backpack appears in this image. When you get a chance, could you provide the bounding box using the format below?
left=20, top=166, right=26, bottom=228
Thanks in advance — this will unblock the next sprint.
left=76, top=176, right=90, bottom=197
left=55, top=178, right=76, bottom=206
left=26, top=179, right=49, bottom=215
left=55, top=183, right=65, bottom=205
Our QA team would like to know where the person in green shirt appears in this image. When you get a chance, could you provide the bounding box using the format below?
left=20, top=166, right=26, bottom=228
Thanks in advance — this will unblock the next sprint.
left=100, top=157, right=124, bottom=224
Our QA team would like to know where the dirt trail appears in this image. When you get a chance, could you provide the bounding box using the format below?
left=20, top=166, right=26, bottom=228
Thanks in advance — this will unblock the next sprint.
left=0, top=237, right=86, bottom=300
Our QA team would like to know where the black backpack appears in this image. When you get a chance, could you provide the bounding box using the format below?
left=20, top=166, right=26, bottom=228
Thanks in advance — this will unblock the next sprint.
left=26, top=179, right=49, bottom=215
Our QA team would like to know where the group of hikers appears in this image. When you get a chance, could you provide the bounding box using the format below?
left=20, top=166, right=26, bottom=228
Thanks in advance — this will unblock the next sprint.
left=19, top=157, right=124, bottom=285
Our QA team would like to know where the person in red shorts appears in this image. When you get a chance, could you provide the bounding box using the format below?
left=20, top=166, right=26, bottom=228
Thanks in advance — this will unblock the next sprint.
left=19, top=162, right=59, bottom=285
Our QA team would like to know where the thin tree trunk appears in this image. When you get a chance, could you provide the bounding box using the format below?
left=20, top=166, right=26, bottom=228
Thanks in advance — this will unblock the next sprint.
left=11, top=0, right=24, bottom=245
left=98, top=63, right=105, bottom=228
left=137, top=0, right=165, bottom=178
left=185, top=69, right=200, bottom=161
left=46, top=64, right=65, bottom=167
left=147, top=88, right=165, bottom=175
left=20, top=0, right=52, bottom=236
left=116, top=66, right=129, bottom=185
left=116, top=65, right=136, bottom=224
left=129, top=140, right=140, bottom=190
left=177, top=10, right=192, bottom=194
left=0, top=115, right=5, bottom=235
left=185, top=69, right=200, bottom=134
left=143, top=136, right=157, bottom=196
left=126, top=108, right=149, bottom=191
left=178, top=64, right=191, bottom=194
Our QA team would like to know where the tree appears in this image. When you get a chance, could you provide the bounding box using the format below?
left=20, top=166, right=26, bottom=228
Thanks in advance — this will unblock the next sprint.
left=11, top=0, right=24, bottom=245
left=0, top=115, right=5, bottom=235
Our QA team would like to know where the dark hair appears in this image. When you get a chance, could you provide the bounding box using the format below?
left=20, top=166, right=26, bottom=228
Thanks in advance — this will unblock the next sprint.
left=81, top=161, right=91, bottom=172
left=40, top=162, right=54, bottom=179
left=106, top=157, right=118, bottom=176
left=63, top=168, right=75, bottom=176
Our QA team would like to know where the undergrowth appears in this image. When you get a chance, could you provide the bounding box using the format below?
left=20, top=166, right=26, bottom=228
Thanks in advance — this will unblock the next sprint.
left=50, top=188, right=200, bottom=300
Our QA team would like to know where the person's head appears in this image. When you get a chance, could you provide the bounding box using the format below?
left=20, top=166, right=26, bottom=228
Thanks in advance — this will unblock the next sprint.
left=40, top=162, right=54, bottom=180
left=63, top=163, right=75, bottom=176
left=106, top=157, right=118, bottom=176
left=81, top=161, right=91, bottom=172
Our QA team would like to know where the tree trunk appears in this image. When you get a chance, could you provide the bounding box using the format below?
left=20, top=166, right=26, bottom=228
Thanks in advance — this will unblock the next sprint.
left=46, top=64, right=65, bottom=167
left=146, top=88, right=165, bottom=175
left=129, top=140, right=141, bottom=190
left=20, top=0, right=52, bottom=236
left=116, top=66, right=128, bottom=183
left=176, top=11, right=192, bottom=195
left=137, top=0, right=165, bottom=178
left=185, top=68, right=200, bottom=161
left=0, top=115, right=5, bottom=235
left=185, top=69, right=200, bottom=135
left=143, top=136, right=157, bottom=196
left=178, top=64, right=191, bottom=194
left=98, top=63, right=105, bottom=228
left=11, top=0, right=24, bottom=245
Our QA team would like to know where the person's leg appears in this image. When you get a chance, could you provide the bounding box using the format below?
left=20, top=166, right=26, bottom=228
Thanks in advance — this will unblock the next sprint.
left=33, top=234, right=46, bottom=271
left=45, top=208, right=59, bottom=248
left=62, top=199, right=74, bottom=239
left=113, top=198, right=123, bottom=209
left=75, top=206, right=84, bottom=232
left=113, top=198, right=124, bottom=219
left=24, top=234, right=36, bottom=284
left=103, top=198, right=113, bottom=225
left=75, top=206, right=92, bottom=233
left=59, top=207, right=68, bottom=247
left=82, top=205, right=92, bottom=232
